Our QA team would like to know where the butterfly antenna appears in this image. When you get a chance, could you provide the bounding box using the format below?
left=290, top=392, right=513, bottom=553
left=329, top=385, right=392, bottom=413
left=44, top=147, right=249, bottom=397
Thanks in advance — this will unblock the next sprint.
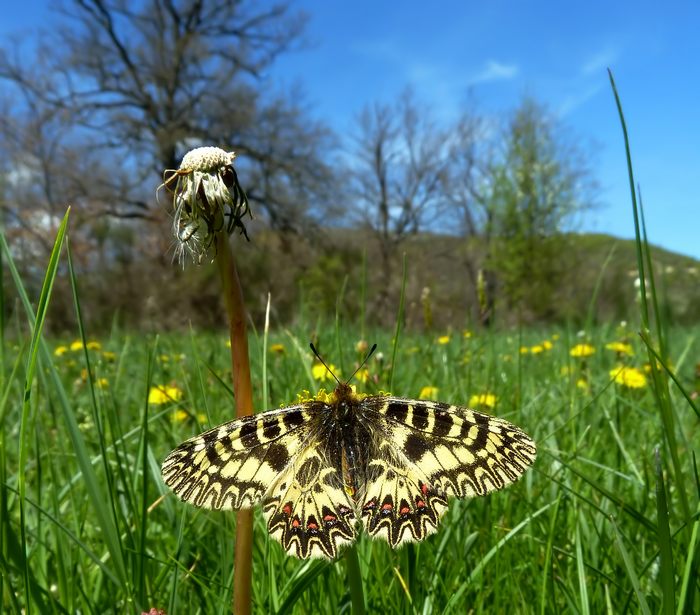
left=347, top=343, right=377, bottom=384
left=309, top=343, right=342, bottom=386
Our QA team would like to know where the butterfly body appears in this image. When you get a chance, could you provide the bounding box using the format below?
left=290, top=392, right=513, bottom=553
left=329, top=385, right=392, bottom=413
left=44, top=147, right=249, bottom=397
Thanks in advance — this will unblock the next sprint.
left=162, top=383, right=536, bottom=559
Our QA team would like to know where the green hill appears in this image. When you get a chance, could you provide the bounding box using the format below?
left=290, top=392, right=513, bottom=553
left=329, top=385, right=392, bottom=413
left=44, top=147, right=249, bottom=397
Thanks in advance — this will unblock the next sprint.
left=38, top=228, right=700, bottom=333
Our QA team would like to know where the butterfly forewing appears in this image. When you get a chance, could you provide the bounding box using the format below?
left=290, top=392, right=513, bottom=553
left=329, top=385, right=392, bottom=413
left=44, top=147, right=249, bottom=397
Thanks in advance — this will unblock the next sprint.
left=161, top=403, right=314, bottom=510
left=366, top=397, right=537, bottom=500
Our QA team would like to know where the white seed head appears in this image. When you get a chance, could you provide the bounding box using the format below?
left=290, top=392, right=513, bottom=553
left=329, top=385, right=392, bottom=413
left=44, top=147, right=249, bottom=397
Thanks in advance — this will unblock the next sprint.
left=159, top=146, right=250, bottom=266
left=180, top=147, right=236, bottom=172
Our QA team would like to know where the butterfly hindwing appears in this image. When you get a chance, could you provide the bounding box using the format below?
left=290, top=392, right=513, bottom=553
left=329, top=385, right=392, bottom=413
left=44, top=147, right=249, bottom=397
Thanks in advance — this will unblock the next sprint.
left=263, top=446, right=357, bottom=559
left=161, top=404, right=313, bottom=510
left=361, top=438, right=448, bottom=546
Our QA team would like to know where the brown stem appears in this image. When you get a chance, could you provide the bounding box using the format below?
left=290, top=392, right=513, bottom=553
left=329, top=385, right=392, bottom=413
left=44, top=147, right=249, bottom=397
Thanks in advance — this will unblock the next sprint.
left=215, top=232, right=254, bottom=615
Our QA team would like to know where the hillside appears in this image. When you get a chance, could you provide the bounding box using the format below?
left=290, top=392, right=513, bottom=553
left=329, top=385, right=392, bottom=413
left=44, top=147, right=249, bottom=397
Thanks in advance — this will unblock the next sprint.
left=35, top=227, right=700, bottom=333
left=216, top=228, right=700, bottom=329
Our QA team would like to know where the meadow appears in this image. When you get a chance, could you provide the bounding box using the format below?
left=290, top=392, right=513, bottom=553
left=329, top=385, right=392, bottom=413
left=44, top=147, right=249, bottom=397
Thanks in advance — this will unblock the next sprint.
left=1, top=280, right=698, bottom=613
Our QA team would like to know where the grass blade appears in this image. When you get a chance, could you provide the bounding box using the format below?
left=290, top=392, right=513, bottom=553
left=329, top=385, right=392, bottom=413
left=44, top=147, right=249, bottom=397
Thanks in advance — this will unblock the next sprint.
left=655, top=449, right=675, bottom=614
left=16, top=208, right=69, bottom=611
left=1, top=213, right=130, bottom=598
left=609, top=516, right=651, bottom=615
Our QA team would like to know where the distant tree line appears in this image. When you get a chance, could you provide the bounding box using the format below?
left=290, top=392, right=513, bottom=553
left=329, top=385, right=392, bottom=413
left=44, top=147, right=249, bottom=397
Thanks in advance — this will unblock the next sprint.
left=4, top=0, right=676, bottom=334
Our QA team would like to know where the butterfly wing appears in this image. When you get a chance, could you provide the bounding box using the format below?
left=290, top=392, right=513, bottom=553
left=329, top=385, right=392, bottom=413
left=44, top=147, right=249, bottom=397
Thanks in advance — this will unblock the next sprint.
left=262, top=445, right=357, bottom=559
left=161, top=403, right=314, bottom=510
left=161, top=401, right=357, bottom=559
left=358, top=396, right=536, bottom=546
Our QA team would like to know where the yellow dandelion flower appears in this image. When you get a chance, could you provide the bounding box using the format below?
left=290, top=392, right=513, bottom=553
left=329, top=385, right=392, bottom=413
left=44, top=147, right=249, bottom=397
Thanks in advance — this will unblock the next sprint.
left=269, top=343, right=286, bottom=354
left=102, top=351, right=117, bottom=361
left=437, top=335, right=450, bottom=345
left=469, top=393, right=497, bottom=409
left=70, top=340, right=84, bottom=351
left=419, top=386, right=439, bottom=399
left=463, top=330, right=472, bottom=339
left=542, top=340, right=553, bottom=350
left=605, top=341, right=634, bottom=356
left=197, top=412, right=207, bottom=424
left=295, top=389, right=314, bottom=404
left=520, top=346, right=530, bottom=354
left=643, top=358, right=672, bottom=373
left=312, top=363, right=339, bottom=382
left=96, top=378, right=109, bottom=389
left=576, top=378, right=589, bottom=390
left=148, top=385, right=184, bottom=404
left=54, top=345, right=68, bottom=357
left=171, top=409, right=189, bottom=423
left=610, top=366, right=647, bottom=389
left=530, top=345, right=544, bottom=354
left=86, top=341, right=101, bottom=350
left=570, top=343, right=595, bottom=358
left=355, top=368, right=370, bottom=384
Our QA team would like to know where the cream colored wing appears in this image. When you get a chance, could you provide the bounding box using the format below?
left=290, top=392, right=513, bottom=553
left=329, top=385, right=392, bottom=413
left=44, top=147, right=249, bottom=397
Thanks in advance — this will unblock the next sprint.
left=262, top=446, right=357, bottom=559
left=359, top=397, right=536, bottom=546
left=161, top=404, right=313, bottom=510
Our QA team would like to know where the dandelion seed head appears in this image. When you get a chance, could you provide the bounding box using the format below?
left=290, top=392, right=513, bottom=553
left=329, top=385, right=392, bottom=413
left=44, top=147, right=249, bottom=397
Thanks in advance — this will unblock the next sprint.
left=181, top=147, right=236, bottom=172
left=160, top=146, right=250, bottom=265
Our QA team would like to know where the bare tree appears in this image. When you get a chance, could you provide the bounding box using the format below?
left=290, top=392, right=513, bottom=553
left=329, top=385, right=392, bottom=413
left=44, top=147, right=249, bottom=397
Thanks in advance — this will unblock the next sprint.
left=441, top=108, right=496, bottom=325
left=350, top=90, right=452, bottom=315
left=0, top=0, right=341, bottom=333
left=0, top=0, right=336, bottom=234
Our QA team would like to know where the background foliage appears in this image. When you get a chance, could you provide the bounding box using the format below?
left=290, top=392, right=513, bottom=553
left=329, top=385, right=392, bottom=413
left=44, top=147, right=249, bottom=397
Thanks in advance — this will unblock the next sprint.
left=5, top=1, right=694, bottom=335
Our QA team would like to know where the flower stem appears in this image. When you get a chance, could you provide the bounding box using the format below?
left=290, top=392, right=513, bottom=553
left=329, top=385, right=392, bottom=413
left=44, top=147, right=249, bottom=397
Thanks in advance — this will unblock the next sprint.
left=215, top=232, right=254, bottom=615
left=344, top=545, right=366, bottom=615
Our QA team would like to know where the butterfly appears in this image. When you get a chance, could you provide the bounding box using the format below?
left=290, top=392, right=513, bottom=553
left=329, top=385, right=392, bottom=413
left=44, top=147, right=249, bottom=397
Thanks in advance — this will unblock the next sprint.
left=161, top=346, right=537, bottom=559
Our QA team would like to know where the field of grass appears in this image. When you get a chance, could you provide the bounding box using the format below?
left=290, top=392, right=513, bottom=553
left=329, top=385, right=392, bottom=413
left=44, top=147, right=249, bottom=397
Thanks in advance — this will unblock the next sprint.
left=1, top=78, right=699, bottom=614
left=1, top=260, right=698, bottom=614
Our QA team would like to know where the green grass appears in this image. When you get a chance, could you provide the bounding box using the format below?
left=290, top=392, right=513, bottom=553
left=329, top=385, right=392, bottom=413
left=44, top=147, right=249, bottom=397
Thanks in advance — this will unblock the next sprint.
left=0, top=294, right=698, bottom=613
left=1, top=75, right=699, bottom=614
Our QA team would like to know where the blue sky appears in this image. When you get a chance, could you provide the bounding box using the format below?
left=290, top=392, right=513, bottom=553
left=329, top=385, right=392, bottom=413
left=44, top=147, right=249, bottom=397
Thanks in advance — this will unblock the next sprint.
left=4, top=1, right=699, bottom=259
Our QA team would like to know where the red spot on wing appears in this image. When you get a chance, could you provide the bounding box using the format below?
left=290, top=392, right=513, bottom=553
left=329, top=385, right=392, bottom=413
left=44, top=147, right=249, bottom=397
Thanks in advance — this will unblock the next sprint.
left=421, top=483, right=429, bottom=495
left=399, top=505, right=411, bottom=515
left=282, top=503, right=292, bottom=516
left=416, top=499, right=426, bottom=508
left=363, top=500, right=376, bottom=510
left=323, top=514, right=337, bottom=522
left=307, top=521, right=318, bottom=531
left=291, top=517, right=300, bottom=529
left=382, top=502, right=393, bottom=511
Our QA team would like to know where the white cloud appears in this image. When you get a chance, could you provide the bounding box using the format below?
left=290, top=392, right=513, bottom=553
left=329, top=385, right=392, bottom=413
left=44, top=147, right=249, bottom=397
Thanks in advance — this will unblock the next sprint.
left=581, top=48, right=618, bottom=76
left=470, top=60, right=519, bottom=84
left=558, top=83, right=605, bottom=116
